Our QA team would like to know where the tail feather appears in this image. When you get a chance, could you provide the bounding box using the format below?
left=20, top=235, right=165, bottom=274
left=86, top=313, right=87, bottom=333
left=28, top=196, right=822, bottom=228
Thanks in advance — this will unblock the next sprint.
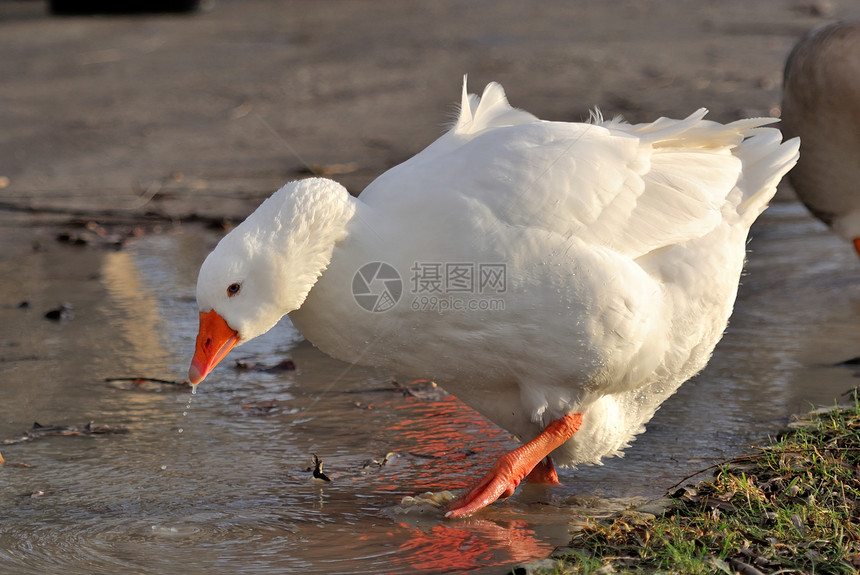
left=618, top=109, right=800, bottom=225
left=735, top=131, right=800, bottom=225
left=625, top=110, right=783, bottom=151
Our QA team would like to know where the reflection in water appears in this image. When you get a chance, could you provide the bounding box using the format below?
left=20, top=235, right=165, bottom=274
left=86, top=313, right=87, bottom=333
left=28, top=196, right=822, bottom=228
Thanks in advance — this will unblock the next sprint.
left=100, top=249, right=170, bottom=374
left=398, top=519, right=548, bottom=572
left=380, top=396, right=557, bottom=571
left=386, top=397, right=511, bottom=493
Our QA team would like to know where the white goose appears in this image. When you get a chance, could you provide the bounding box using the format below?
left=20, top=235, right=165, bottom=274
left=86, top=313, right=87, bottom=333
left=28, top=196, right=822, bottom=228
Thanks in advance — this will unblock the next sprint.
left=189, top=79, right=799, bottom=517
left=782, top=20, right=860, bottom=257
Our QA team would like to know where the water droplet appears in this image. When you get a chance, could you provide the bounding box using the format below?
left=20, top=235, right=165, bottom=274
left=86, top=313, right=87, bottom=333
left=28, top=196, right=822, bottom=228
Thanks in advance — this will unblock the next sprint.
left=190, top=384, right=198, bottom=395
left=161, top=465, right=167, bottom=471
left=180, top=389, right=195, bottom=436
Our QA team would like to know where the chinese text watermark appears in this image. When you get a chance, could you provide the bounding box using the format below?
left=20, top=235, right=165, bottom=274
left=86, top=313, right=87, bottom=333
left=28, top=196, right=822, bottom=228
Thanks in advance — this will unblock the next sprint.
left=352, top=262, right=507, bottom=313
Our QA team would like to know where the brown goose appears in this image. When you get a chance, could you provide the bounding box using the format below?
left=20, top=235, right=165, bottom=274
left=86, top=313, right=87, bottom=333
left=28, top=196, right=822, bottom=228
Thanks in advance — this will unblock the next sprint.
left=782, top=21, right=860, bottom=257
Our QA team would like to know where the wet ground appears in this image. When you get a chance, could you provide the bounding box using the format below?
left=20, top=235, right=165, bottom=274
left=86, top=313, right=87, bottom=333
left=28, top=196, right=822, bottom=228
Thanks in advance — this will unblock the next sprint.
left=2, top=1, right=860, bottom=574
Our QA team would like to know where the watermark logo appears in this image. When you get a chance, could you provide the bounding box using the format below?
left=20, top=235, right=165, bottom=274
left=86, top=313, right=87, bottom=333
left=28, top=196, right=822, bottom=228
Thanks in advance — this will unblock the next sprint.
left=352, top=262, right=403, bottom=312
left=353, top=261, right=507, bottom=313
left=411, top=262, right=507, bottom=295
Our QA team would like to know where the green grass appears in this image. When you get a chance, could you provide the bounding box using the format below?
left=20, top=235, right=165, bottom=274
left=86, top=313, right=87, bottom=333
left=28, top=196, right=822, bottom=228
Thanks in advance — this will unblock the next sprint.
left=532, top=391, right=860, bottom=574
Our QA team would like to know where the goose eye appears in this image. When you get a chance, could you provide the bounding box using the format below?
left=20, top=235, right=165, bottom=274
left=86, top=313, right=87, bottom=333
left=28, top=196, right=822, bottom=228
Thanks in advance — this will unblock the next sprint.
left=227, top=283, right=241, bottom=297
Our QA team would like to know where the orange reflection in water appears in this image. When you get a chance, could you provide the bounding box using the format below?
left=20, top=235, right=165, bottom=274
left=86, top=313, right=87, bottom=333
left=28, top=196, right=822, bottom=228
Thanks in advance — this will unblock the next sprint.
left=384, top=395, right=513, bottom=492
left=398, top=518, right=551, bottom=571
left=381, top=396, right=554, bottom=572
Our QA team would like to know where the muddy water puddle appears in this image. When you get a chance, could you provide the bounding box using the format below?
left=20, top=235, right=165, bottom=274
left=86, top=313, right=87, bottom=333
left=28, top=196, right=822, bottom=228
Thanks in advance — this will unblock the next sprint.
left=0, top=201, right=857, bottom=574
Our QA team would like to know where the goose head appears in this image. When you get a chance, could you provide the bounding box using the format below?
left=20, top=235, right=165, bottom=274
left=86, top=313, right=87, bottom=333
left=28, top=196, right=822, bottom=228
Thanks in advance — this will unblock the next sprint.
left=188, top=178, right=355, bottom=384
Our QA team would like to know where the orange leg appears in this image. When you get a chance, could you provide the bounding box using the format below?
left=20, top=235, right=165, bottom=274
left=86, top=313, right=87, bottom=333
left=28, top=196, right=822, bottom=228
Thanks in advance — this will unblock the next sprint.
left=525, top=456, right=560, bottom=484
left=445, top=413, right=583, bottom=518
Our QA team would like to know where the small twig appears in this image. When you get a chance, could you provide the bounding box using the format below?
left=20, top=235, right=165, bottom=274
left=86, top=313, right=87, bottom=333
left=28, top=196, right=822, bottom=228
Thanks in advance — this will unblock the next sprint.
left=105, top=376, right=190, bottom=386
left=0, top=199, right=233, bottom=228
left=0, top=355, right=40, bottom=363
left=667, top=454, right=765, bottom=490
left=2, top=421, right=129, bottom=445
left=0, top=451, right=34, bottom=468
left=727, top=557, right=766, bottom=575
left=750, top=444, right=857, bottom=453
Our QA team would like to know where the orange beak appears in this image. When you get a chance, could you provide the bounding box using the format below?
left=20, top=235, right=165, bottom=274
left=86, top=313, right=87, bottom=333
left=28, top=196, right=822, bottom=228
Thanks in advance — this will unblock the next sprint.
left=854, top=238, right=860, bottom=259
left=188, top=310, right=240, bottom=385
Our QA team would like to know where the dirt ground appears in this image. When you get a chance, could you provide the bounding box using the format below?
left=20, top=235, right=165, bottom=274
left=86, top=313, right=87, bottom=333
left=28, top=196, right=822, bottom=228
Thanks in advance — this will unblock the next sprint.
left=2, top=0, right=860, bottom=229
